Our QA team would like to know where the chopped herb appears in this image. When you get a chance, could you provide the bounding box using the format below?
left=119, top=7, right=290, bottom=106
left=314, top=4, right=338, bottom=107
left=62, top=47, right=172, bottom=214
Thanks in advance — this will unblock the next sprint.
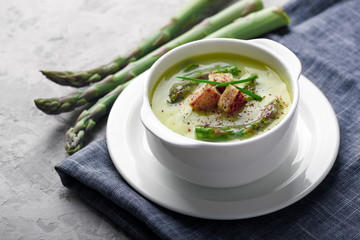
left=184, top=63, right=199, bottom=72
left=176, top=76, right=220, bottom=85
left=217, top=65, right=239, bottom=76
left=216, top=75, right=258, bottom=87
left=235, top=86, right=263, bottom=100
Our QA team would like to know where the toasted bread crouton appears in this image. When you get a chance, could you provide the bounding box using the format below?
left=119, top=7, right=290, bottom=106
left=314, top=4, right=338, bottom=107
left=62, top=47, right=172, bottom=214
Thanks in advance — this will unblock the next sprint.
left=218, top=85, right=246, bottom=114
left=189, top=84, right=221, bottom=111
left=208, top=72, right=233, bottom=93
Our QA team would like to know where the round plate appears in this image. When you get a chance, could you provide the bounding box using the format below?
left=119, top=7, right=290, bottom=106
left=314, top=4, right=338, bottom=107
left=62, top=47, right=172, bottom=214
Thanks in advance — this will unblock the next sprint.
left=106, top=71, right=339, bottom=220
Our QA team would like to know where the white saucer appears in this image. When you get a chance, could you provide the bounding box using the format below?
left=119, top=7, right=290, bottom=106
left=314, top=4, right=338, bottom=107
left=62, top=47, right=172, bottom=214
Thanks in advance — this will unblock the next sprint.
left=106, top=71, right=340, bottom=220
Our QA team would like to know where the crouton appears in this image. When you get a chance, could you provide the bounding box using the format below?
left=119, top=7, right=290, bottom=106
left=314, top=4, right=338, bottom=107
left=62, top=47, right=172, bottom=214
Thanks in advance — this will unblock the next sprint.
left=189, top=84, right=221, bottom=111
left=218, top=85, right=247, bottom=114
left=209, top=73, right=233, bottom=93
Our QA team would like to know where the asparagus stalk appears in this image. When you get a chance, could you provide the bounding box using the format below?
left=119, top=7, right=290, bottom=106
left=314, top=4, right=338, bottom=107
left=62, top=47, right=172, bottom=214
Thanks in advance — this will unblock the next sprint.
left=64, top=5, right=290, bottom=154
left=206, top=6, right=290, bottom=39
left=40, top=0, right=221, bottom=87
left=65, top=81, right=131, bottom=154
left=34, top=0, right=264, bottom=114
left=169, top=82, right=199, bottom=104
left=195, top=98, right=282, bottom=141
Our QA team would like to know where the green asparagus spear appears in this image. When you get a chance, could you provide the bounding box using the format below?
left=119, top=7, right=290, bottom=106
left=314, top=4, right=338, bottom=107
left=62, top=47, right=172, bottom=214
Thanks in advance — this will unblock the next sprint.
left=65, top=81, right=131, bottom=154
left=40, top=0, right=221, bottom=87
left=34, top=0, right=264, bottom=114
left=195, top=98, right=282, bottom=141
left=169, top=82, right=199, bottom=104
left=206, top=6, right=290, bottom=39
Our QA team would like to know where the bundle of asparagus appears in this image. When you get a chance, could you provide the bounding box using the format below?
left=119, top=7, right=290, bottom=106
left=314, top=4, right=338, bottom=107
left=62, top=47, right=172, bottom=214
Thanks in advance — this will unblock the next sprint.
left=34, top=0, right=290, bottom=154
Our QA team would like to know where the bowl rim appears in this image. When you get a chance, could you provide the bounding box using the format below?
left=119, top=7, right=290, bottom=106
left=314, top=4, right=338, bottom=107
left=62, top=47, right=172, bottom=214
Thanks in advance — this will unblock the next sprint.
left=141, top=38, right=301, bottom=147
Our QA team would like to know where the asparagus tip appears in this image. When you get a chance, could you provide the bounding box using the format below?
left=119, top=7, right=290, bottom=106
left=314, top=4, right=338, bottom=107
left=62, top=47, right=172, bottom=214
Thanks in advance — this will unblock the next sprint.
left=273, top=7, right=290, bottom=24
left=65, top=128, right=84, bottom=155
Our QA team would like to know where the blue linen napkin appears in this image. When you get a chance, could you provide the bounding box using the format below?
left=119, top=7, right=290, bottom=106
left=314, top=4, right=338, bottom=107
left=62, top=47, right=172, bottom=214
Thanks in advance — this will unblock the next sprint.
left=56, top=0, right=360, bottom=239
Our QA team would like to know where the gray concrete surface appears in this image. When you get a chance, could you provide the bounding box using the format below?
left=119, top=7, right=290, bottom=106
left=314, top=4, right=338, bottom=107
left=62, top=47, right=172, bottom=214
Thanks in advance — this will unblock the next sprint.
left=0, top=0, right=287, bottom=239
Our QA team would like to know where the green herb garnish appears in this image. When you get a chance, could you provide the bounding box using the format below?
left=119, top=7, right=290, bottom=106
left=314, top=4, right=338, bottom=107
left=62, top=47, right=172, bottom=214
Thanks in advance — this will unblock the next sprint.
left=235, top=86, right=263, bottom=100
left=216, top=75, right=258, bottom=87
left=176, top=75, right=263, bottom=100
left=217, top=65, right=239, bottom=76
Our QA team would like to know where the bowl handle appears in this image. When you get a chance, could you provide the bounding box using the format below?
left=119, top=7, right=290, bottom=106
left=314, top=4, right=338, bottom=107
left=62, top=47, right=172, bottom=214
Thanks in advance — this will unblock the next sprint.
left=250, top=38, right=302, bottom=80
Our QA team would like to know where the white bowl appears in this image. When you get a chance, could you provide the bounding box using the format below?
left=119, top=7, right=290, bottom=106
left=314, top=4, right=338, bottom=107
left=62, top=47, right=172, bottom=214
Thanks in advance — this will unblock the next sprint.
left=140, top=38, right=301, bottom=188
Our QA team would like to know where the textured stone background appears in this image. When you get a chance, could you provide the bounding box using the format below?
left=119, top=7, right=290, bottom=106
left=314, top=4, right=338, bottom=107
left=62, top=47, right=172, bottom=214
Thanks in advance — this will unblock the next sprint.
left=0, top=0, right=287, bottom=239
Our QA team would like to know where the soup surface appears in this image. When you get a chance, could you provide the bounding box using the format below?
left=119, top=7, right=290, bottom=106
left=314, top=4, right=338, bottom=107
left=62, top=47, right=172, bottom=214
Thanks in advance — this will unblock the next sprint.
left=151, top=53, right=291, bottom=141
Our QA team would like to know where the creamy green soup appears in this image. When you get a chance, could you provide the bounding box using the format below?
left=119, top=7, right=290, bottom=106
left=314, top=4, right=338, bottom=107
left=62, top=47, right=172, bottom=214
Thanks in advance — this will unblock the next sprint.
left=151, top=53, right=291, bottom=141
